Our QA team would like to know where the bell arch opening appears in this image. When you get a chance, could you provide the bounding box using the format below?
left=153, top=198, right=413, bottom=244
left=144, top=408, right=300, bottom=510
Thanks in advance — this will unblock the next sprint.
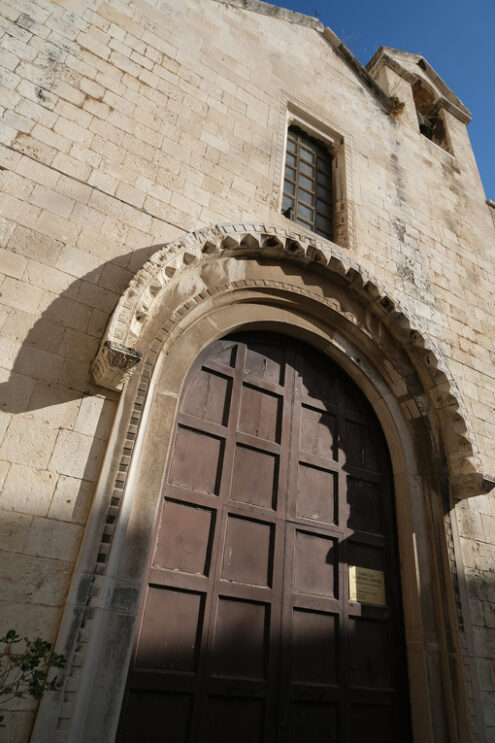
left=117, top=330, right=412, bottom=743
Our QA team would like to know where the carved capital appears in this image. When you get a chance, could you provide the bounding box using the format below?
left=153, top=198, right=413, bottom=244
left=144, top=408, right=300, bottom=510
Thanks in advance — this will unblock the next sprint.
left=91, top=340, right=143, bottom=391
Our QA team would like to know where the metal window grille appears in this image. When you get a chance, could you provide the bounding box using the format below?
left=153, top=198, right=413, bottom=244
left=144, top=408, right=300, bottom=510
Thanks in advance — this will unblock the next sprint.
left=282, top=126, right=333, bottom=240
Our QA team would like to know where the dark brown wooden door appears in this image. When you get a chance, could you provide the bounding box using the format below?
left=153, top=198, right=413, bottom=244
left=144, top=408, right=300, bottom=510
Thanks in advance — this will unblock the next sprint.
left=118, top=333, right=411, bottom=742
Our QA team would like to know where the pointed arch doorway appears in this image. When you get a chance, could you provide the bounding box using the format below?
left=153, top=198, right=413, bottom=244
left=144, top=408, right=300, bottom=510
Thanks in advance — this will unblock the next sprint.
left=117, top=331, right=411, bottom=742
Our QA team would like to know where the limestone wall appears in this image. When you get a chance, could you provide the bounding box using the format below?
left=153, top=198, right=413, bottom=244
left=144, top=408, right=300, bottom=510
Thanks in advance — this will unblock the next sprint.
left=0, top=0, right=493, bottom=740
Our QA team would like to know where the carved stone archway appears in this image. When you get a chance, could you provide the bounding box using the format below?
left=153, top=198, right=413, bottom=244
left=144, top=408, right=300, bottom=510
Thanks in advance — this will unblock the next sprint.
left=33, top=222, right=490, bottom=743
left=92, top=222, right=492, bottom=500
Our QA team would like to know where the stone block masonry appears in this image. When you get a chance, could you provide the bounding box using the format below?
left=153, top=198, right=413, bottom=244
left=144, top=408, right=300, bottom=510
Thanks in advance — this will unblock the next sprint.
left=0, top=1, right=494, bottom=741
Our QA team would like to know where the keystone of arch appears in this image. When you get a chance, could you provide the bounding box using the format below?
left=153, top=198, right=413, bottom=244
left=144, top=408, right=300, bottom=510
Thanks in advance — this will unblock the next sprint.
left=91, top=222, right=494, bottom=499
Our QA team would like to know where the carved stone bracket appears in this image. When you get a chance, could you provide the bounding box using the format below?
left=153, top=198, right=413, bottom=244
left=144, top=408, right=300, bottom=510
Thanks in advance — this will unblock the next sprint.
left=92, top=340, right=143, bottom=391
left=90, top=222, right=493, bottom=498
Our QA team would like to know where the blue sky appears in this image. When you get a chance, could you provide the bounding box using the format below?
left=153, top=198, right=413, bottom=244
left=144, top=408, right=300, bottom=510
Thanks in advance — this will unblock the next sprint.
left=265, top=0, right=495, bottom=200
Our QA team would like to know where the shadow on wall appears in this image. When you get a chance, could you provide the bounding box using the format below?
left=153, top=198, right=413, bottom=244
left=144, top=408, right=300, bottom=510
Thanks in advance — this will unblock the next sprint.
left=461, top=567, right=495, bottom=740
left=0, top=246, right=158, bottom=569
left=0, top=245, right=158, bottom=416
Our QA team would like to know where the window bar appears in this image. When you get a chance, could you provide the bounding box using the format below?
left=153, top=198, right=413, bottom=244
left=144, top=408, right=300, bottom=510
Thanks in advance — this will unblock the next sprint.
left=283, top=127, right=332, bottom=240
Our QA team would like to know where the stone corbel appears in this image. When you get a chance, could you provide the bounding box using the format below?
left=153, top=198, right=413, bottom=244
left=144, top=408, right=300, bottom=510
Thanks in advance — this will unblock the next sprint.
left=452, top=473, right=495, bottom=500
left=91, top=340, right=143, bottom=391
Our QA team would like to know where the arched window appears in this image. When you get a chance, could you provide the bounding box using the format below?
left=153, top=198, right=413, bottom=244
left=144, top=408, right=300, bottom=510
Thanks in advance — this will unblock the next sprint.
left=412, top=80, right=450, bottom=151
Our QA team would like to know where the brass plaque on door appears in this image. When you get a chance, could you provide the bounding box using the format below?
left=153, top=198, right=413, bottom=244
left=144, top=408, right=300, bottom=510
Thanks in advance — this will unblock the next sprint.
left=349, top=566, right=386, bottom=606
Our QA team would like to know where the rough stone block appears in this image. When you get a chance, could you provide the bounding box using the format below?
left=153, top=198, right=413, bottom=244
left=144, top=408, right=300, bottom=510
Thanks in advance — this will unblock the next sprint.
left=0, top=550, right=72, bottom=606
left=7, top=224, right=64, bottom=264
left=48, top=474, right=95, bottom=524
left=0, top=462, right=57, bottom=515
left=0, top=248, right=28, bottom=279
left=49, top=428, right=104, bottom=480
left=0, top=276, right=43, bottom=313
left=24, top=516, right=82, bottom=560
left=74, top=394, right=115, bottom=439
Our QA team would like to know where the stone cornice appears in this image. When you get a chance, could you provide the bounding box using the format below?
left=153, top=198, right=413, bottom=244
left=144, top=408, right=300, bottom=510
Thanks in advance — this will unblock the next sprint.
left=321, top=28, right=394, bottom=113
left=212, top=0, right=395, bottom=114
left=212, top=3, right=470, bottom=122
left=213, top=0, right=323, bottom=29
left=367, top=52, right=417, bottom=84
left=429, top=95, right=471, bottom=125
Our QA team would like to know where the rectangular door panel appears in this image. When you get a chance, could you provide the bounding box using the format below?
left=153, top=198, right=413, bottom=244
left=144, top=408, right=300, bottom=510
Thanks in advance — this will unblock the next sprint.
left=244, top=342, right=285, bottom=384
left=231, top=444, right=279, bottom=510
left=347, top=477, right=383, bottom=534
left=344, top=420, right=379, bottom=472
left=154, top=500, right=215, bottom=576
left=288, top=701, right=338, bottom=743
left=349, top=617, right=392, bottom=688
left=135, top=587, right=204, bottom=673
left=205, top=697, right=265, bottom=742
left=294, top=530, right=337, bottom=598
left=121, top=691, right=192, bottom=743
left=297, top=356, right=337, bottom=406
left=203, top=340, right=237, bottom=369
left=168, top=427, right=224, bottom=495
left=297, top=462, right=337, bottom=524
left=181, top=367, right=232, bottom=426
left=291, top=609, right=338, bottom=685
left=348, top=704, right=397, bottom=742
left=300, top=404, right=337, bottom=461
left=239, top=384, right=282, bottom=442
left=211, top=598, right=269, bottom=680
left=222, top=515, right=274, bottom=588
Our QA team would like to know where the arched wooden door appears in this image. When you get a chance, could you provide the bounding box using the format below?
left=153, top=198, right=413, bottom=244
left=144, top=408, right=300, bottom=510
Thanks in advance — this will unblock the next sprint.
left=118, top=332, right=411, bottom=742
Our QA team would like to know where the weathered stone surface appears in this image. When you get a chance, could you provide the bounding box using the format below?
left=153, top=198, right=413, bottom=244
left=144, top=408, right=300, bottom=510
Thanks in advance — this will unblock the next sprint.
left=91, top=339, right=143, bottom=390
left=0, top=0, right=493, bottom=741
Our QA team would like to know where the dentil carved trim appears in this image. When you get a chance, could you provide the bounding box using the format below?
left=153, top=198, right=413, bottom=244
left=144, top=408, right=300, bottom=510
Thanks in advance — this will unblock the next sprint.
left=90, top=222, right=493, bottom=498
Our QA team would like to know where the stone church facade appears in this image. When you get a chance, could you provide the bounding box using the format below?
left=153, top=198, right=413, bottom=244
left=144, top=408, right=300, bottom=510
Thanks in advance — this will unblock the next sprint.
left=0, top=0, right=494, bottom=741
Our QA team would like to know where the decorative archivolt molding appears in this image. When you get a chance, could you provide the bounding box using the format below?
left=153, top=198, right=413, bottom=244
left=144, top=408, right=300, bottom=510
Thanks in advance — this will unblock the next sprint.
left=91, top=222, right=494, bottom=498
